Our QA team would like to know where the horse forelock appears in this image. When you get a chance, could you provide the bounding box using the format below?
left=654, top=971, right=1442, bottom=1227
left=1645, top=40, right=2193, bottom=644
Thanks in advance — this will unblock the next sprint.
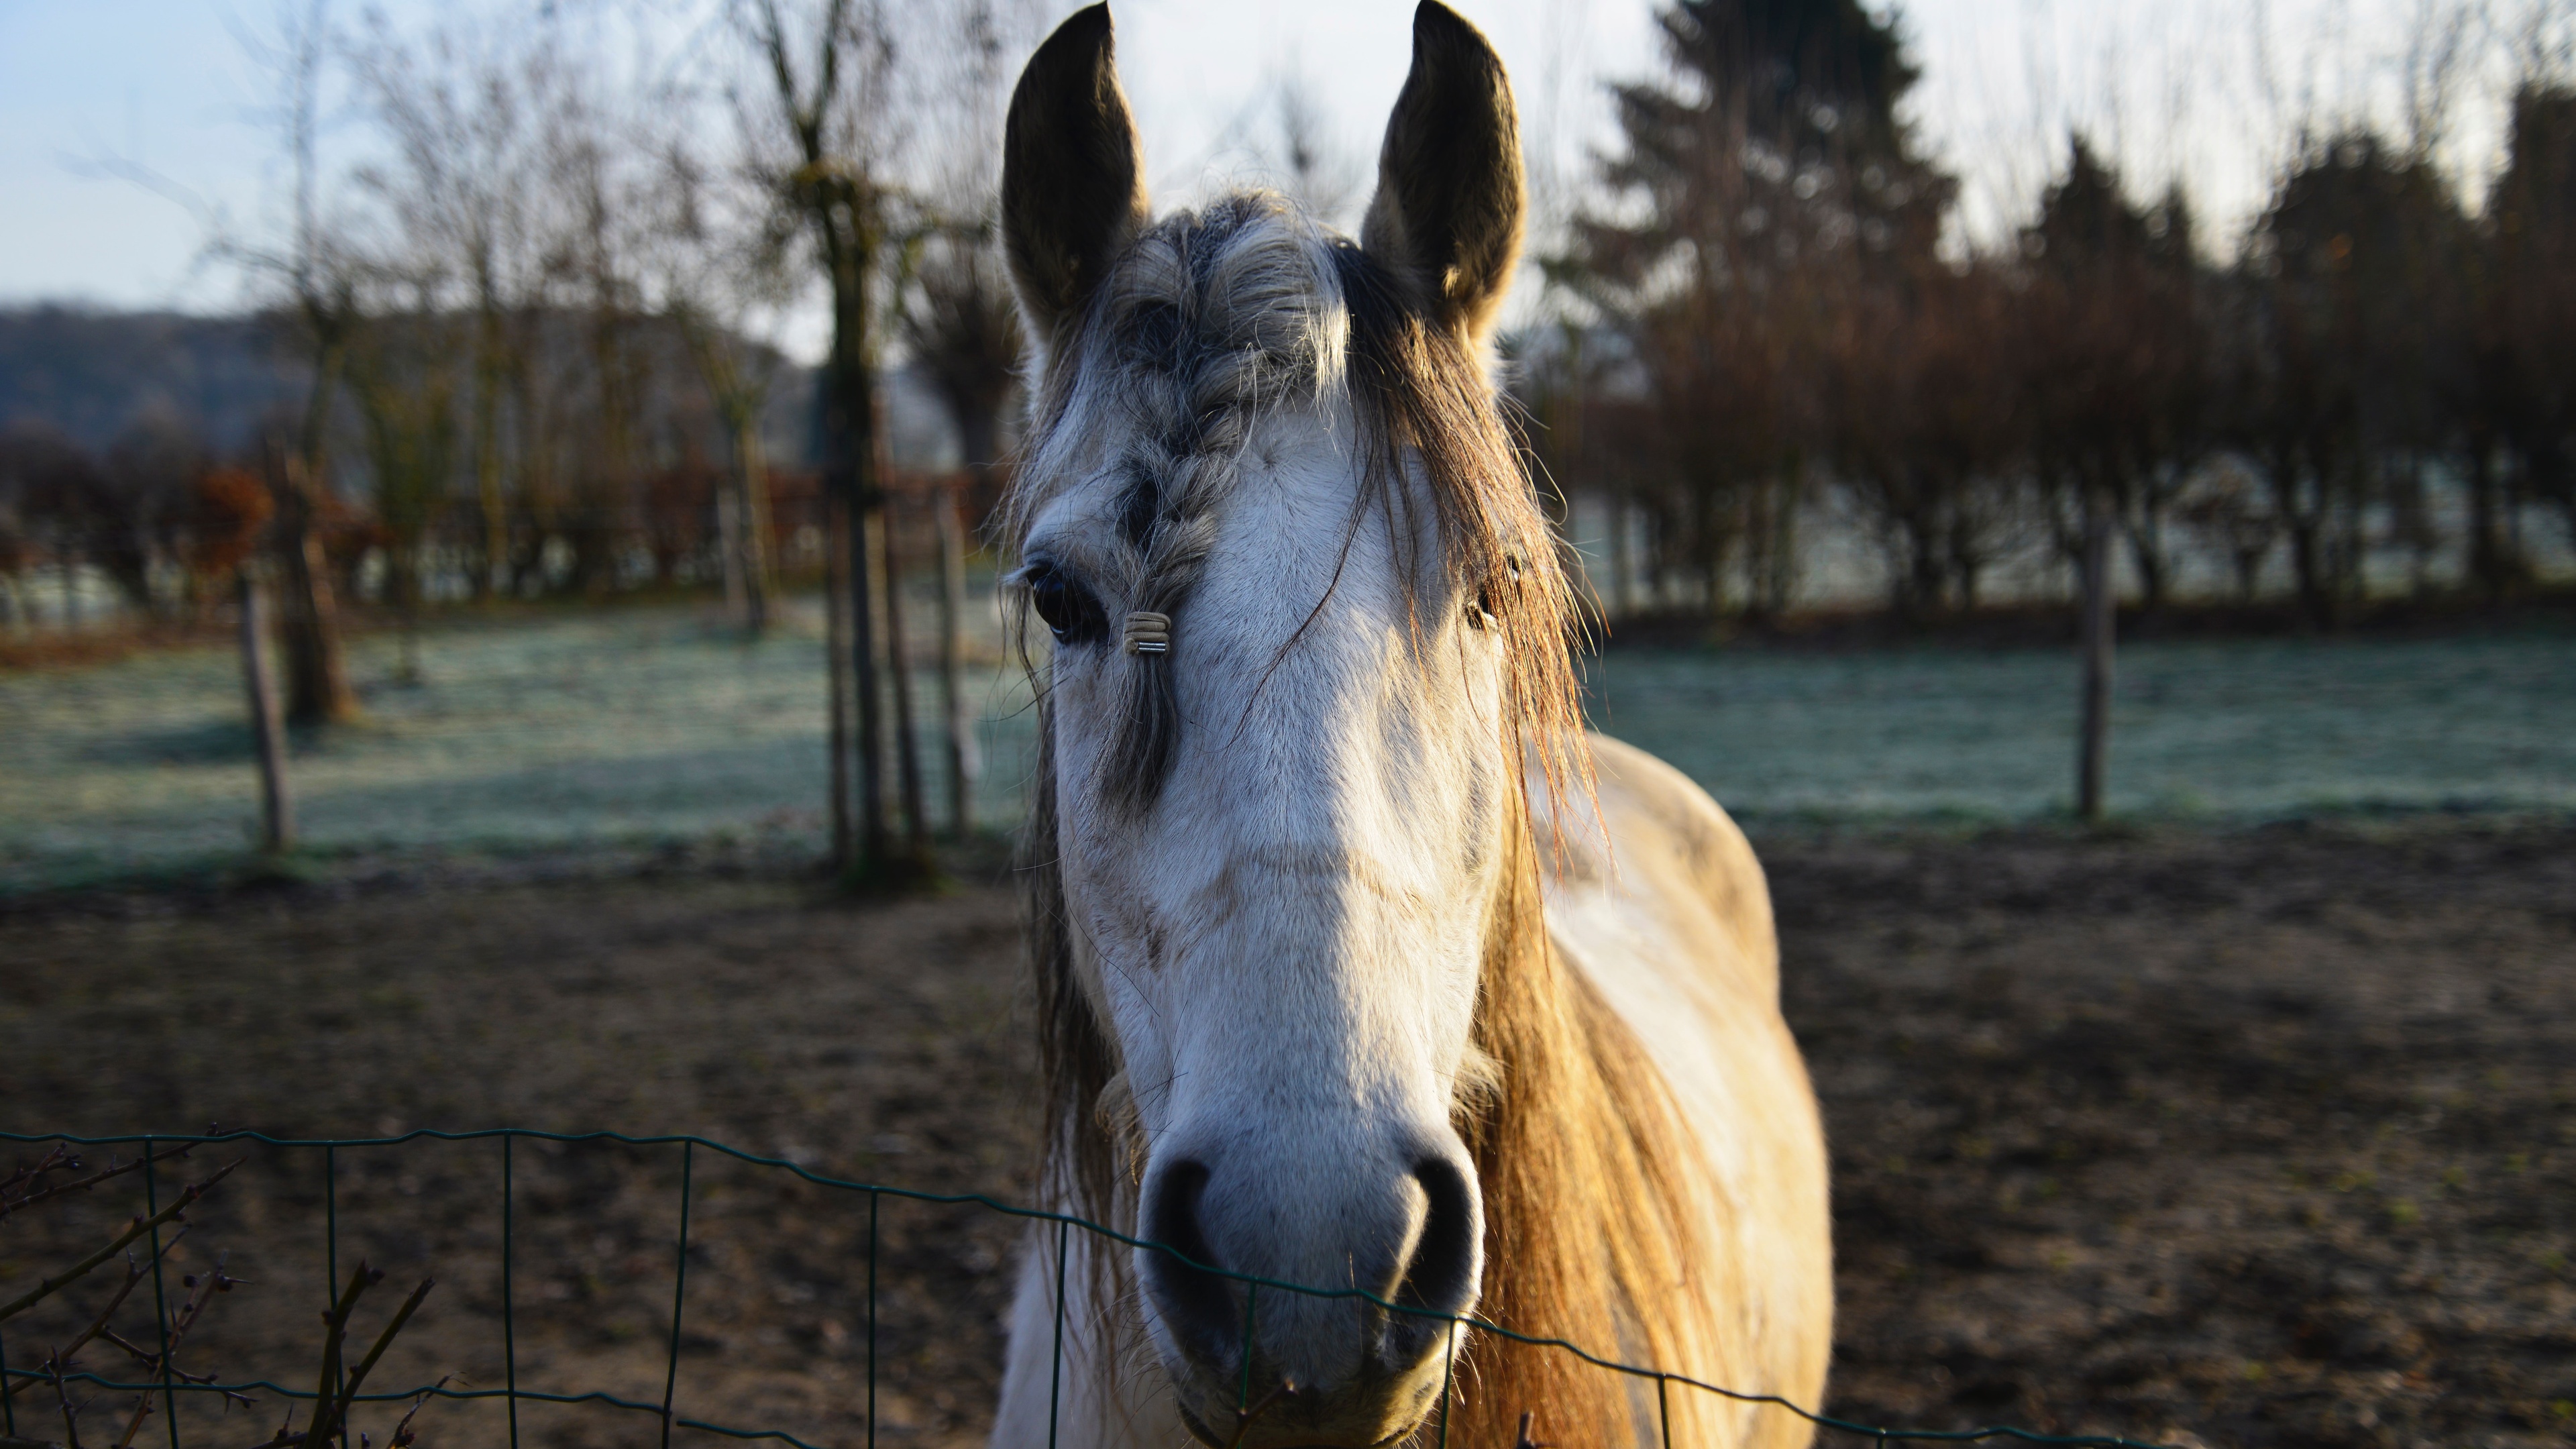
left=1012, top=189, right=1713, bottom=1449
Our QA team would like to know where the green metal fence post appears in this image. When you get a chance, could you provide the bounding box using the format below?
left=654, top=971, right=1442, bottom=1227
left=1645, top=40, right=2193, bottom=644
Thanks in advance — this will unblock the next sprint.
left=1, top=1302, right=17, bottom=1438
left=660, top=1140, right=694, bottom=1449
left=865, top=1190, right=878, bottom=1449
left=1237, top=1283, right=1256, bottom=1415
left=325, top=1143, right=341, bottom=1449
left=142, top=1138, right=178, bottom=1449
left=1657, top=1374, right=1672, bottom=1449
left=502, top=1133, right=520, bottom=1449
left=1046, top=1220, right=1069, bottom=1449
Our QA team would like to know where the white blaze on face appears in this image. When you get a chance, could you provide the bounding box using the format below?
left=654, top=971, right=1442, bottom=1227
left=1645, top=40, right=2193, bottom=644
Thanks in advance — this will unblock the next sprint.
left=1024, top=390, right=1505, bottom=1417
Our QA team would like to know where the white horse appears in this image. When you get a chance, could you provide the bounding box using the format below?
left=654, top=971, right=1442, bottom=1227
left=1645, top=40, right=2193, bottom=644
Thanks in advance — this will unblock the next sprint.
left=986, top=5, right=1831, bottom=1446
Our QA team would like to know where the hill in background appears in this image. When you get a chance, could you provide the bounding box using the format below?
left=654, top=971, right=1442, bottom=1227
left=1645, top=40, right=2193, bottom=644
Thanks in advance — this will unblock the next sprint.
left=0, top=305, right=965, bottom=471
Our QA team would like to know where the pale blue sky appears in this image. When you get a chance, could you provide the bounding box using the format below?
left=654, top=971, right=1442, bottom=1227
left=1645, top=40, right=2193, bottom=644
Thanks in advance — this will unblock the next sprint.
left=1, top=0, right=2544, bottom=349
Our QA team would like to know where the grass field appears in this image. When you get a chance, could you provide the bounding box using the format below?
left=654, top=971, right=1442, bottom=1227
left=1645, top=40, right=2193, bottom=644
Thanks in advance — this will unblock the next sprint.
left=0, top=602, right=1036, bottom=893
left=1591, top=629, right=2576, bottom=824
left=3, top=600, right=2571, bottom=892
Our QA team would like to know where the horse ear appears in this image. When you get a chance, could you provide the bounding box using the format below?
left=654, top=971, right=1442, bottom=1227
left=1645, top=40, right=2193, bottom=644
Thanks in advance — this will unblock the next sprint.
left=1003, top=3, right=1149, bottom=344
left=1359, top=2, right=1525, bottom=341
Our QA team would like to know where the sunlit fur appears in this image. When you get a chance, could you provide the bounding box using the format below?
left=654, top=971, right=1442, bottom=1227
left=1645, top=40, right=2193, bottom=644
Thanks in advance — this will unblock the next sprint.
left=987, top=180, right=1831, bottom=1449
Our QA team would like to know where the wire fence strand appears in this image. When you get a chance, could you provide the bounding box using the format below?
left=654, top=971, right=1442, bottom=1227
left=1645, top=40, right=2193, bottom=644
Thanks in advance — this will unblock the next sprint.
left=1, top=1127, right=2180, bottom=1449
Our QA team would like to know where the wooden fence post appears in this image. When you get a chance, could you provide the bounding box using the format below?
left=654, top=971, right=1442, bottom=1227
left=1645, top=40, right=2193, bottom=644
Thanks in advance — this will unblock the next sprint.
left=2077, top=497, right=2116, bottom=822
left=238, top=571, right=295, bottom=853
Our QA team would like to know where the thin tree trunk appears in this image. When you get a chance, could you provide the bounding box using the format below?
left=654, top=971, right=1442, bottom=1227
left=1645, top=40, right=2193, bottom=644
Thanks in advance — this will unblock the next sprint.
left=1765, top=468, right=1801, bottom=618
left=2077, top=498, right=2116, bottom=822
left=879, top=496, right=930, bottom=858
left=396, top=543, right=421, bottom=686
left=278, top=313, right=361, bottom=723
left=846, top=475, right=887, bottom=872
left=473, top=305, right=507, bottom=600
left=2465, top=437, right=2513, bottom=600
left=238, top=571, right=294, bottom=853
left=2125, top=474, right=2171, bottom=617
left=1606, top=487, right=1633, bottom=622
left=273, top=451, right=360, bottom=726
left=737, top=411, right=774, bottom=635
left=935, top=476, right=979, bottom=837
left=1696, top=484, right=1725, bottom=618
left=812, top=195, right=898, bottom=880
left=824, top=491, right=854, bottom=873
left=718, top=489, right=750, bottom=625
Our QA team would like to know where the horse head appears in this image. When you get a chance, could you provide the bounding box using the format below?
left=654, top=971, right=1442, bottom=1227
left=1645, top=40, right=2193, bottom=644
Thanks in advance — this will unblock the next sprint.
left=997, top=5, right=1583, bottom=1443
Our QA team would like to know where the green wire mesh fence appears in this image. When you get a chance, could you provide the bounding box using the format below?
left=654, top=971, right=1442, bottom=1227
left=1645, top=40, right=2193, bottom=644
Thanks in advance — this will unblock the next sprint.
left=1, top=1129, right=2174, bottom=1449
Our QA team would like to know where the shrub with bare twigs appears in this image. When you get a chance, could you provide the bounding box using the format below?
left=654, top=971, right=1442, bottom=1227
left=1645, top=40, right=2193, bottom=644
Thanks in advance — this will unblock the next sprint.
left=0, top=1140, right=441, bottom=1449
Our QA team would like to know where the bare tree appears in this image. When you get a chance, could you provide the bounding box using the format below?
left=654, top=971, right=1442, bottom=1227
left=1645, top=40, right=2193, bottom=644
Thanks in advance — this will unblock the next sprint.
left=0, top=423, right=108, bottom=629
left=737, top=0, right=926, bottom=882
left=343, top=282, right=460, bottom=682
left=347, top=14, right=555, bottom=600
left=651, top=138, right=793, bottom=633
left=1562, top=0, right=1959, bottom=623
left=898, top=0, right=1038, bottom=836
left=223, top=0, right=363, bottom=724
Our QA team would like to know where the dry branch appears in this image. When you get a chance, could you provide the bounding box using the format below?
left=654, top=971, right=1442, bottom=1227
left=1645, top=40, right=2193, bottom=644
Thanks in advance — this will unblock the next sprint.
left=0, top=1144, right=198, bottom=1227
left=4, top=1147, right=439, bottom=1449
left=0, top=1235, right=173, bottom=1406
left=0, top=1160, right=239, bottom=1324
left=106, top=1250, right=241, bottom=1449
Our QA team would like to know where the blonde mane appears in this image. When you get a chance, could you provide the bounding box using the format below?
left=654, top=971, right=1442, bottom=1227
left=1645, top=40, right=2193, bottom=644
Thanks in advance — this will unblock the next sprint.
left=1004, top=191, right=1725, bottom=1448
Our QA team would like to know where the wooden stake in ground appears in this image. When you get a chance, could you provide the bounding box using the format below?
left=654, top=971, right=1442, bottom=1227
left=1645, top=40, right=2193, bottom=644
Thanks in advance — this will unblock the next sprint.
left=824, top=492, right=855, bottom=872
left=2077, top=497, right=2116, bottom=822
left=934, top=476, right=979, bottom=837
left=238, top=571, right=295, bottom=853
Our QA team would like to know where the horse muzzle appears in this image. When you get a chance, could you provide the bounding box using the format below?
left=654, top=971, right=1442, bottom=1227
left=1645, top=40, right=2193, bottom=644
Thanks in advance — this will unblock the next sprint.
left=1137, top=1144, right=1483, bottom=1448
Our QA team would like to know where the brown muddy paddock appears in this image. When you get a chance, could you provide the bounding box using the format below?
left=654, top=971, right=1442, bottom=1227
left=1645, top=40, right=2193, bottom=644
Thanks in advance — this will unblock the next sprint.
left=3, top=823, right=2571, bottom=1449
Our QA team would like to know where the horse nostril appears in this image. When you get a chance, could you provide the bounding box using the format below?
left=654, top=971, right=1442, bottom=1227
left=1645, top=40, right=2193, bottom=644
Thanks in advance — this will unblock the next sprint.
left=1394, top=1157, right=1480, bottom=1319
left=1140, top=1159, right=1242, bottom=1364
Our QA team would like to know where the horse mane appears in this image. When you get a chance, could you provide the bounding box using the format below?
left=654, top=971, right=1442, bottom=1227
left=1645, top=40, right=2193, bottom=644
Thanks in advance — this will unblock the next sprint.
left=1007, top=191, right=1718, bottom=1448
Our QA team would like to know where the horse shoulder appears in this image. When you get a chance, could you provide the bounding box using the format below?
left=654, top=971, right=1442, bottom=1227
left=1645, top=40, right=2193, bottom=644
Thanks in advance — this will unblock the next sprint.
left=1538, top=732, right=1834, bottom=1448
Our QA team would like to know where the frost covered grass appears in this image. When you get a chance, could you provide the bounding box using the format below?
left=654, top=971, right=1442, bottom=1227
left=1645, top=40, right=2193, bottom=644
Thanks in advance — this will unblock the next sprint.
left=0, top=600, right=1038, bottom=893
left=4, top=602, right=2570, bottom=892
left=1589, top=629, right=2576, bottom=826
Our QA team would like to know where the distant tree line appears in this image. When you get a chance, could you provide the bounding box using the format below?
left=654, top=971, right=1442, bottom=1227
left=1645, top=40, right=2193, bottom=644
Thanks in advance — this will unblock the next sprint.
left=0, top=312, right=832, bottom=616
left=1527, top=0, right=2576, bottom=627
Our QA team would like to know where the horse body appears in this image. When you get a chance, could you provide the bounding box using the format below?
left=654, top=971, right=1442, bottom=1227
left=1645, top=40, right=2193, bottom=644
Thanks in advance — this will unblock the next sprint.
left=985, top=6, right=1829, bottom=1445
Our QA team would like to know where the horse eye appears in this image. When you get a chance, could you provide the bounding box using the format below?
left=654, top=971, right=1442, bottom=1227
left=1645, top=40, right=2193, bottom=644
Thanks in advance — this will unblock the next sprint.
left=1027, top=564, right=1106, bottom=646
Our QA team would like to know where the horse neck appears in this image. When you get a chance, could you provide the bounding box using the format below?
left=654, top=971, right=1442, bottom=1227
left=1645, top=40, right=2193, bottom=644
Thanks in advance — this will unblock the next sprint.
left=1448, top=813, right=1725, bottom=1448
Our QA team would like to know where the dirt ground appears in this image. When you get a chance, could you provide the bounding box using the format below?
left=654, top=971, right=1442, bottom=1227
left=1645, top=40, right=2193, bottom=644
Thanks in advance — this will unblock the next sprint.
left=3, top=822, right=2571, bottom=1448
